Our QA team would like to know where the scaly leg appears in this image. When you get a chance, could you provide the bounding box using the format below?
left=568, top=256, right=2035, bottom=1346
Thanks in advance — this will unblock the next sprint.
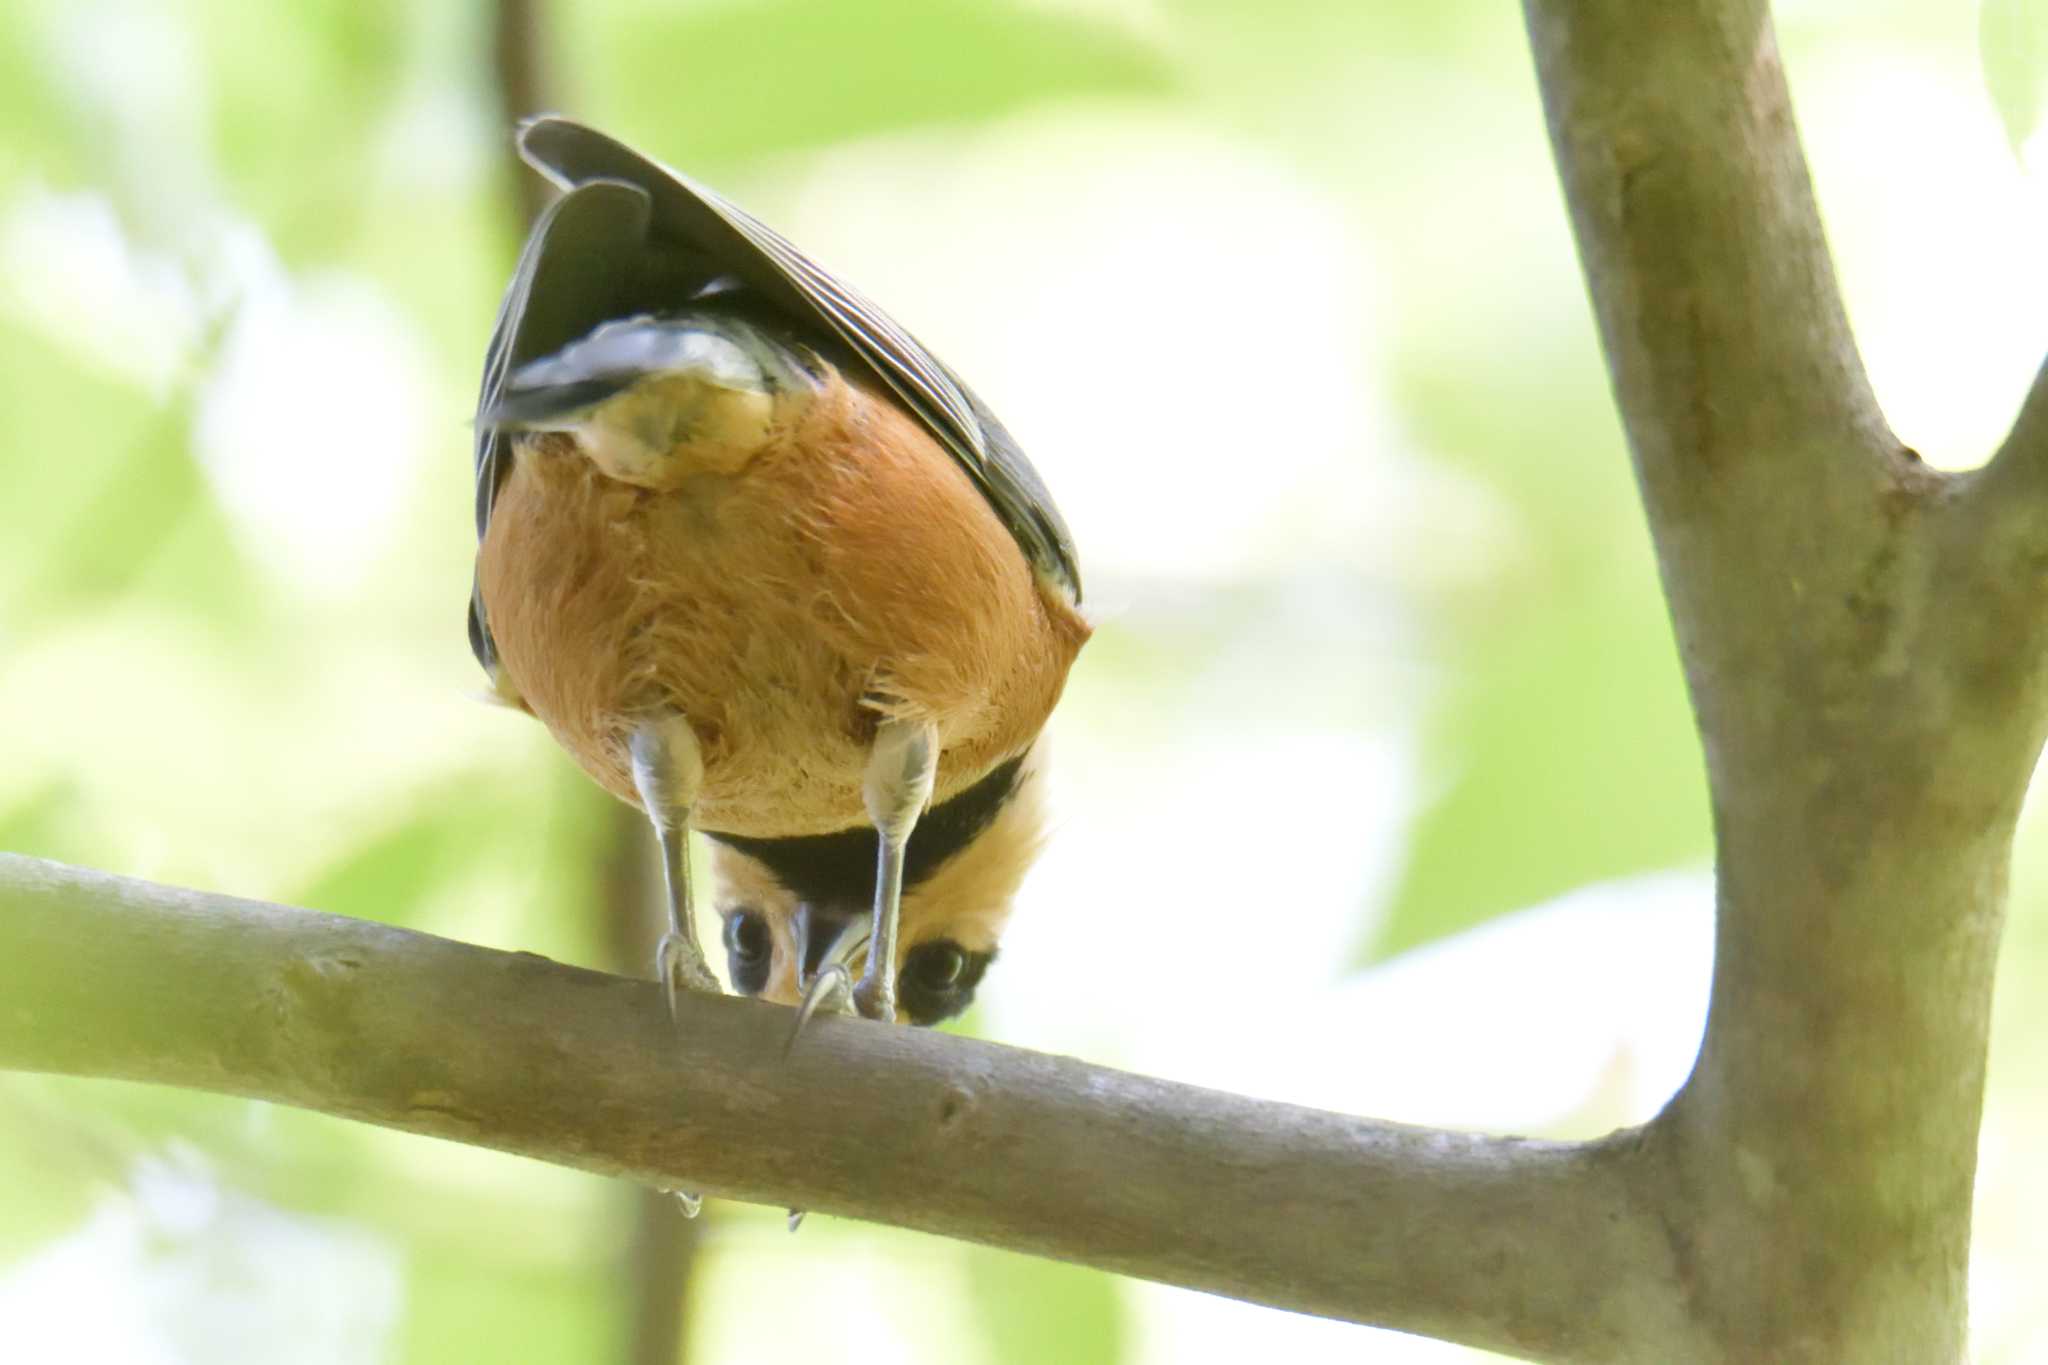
left=784, top=718, right=936, bottom=1232
left=629, top=715, right=720, bottom=1220
left=852, top=718, right=939, bottom=1022
left=629, top=716, right=722, bottom=1016
left=783, top=718, right=938, bottom=1044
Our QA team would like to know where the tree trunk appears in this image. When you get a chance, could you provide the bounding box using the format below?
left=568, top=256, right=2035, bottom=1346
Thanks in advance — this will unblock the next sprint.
left=1526, top=0, right=2048, bottom=1357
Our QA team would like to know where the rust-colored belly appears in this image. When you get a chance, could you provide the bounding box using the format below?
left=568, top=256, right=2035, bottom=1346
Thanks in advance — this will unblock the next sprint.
left=477, top=374, right=1089, bottom=836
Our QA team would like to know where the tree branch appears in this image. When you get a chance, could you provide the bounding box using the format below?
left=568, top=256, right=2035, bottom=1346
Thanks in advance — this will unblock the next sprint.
left=0, top=853, right=1694, bottom=1363
left=1965, top=359, right=2048, bottom=624
left=491, top=0, right=558, bottom=227
left=1530, top=2, right=2043, bottom=1361
left=8, top=4, right=2037, bottom=1361
left=1524, top=0, right=1889, bottom=506
left=1995, top=354, right=2048, bottom=477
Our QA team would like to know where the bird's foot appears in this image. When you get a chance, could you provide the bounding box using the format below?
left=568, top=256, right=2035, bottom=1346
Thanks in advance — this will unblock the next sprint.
left=656, top=931, right=724, bottom=1030
left=783, top=963, right=857, bottom=1056
left=851, top=973, right=896, bottom=1023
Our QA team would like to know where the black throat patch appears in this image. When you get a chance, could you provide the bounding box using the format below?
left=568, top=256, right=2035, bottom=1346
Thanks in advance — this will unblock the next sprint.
left=705, top=755, right=1027, bottom=907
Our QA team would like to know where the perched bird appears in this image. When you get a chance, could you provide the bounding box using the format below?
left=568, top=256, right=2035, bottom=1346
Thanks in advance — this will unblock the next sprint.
left=470, top=118, right=1089, bottom=1031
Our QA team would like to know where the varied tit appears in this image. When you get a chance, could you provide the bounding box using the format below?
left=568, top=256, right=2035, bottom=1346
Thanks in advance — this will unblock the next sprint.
left=469, top=117, right=1089, bottom=1029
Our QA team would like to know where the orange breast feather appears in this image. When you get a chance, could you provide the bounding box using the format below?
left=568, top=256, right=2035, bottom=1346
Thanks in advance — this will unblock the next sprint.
left=477, top=372, right=1090, bottom=837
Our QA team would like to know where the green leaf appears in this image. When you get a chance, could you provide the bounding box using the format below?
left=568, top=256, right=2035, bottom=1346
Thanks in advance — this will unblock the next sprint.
left=1982, top=0, right=2048, bottom=153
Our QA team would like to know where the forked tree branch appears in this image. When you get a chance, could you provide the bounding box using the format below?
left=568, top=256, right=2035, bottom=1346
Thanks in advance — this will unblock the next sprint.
left=0, top=853, right=1689, bottom=1363
left=1995, top=354, right=2048, bottom=477
left=1530, top=1, right=2048, bottom=1361
left=12, top=2, right=2048, bottom=1362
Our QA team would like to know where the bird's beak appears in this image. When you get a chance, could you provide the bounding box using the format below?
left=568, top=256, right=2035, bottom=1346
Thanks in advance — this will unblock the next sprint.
left=793, top=903, right=871, bottom=988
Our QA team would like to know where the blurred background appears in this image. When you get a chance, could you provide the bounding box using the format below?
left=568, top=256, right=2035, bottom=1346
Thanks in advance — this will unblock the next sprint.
left=3, top=0, right=2047, bottom=1360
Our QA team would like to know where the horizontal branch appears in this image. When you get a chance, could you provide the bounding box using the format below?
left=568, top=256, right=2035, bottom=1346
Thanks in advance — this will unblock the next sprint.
left=0, top=854, right=1695, bottom=1362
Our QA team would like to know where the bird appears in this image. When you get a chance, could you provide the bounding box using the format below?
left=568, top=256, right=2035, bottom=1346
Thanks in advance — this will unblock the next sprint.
left=469, top=117, right=1090, bottom=1035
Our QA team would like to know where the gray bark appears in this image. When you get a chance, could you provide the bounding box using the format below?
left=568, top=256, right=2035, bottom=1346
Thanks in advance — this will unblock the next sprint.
left=0, top=854, right=1686, bottom=1362
left=1526, top=0, right=2048, bottom=1357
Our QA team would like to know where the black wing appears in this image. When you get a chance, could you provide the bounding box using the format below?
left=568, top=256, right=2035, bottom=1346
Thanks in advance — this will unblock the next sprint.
left=470, top=117, right=1082, bottom=675
left=469, top=177, right=663, bottom=673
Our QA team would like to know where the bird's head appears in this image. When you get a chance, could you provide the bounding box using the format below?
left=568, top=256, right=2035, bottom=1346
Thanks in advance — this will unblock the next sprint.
left=705, top=747, right=1050, bottom=1026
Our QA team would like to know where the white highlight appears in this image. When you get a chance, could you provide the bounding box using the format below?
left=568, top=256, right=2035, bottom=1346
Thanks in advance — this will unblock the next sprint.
left=0, top=1152, right=402, bottom=1365
left=194, top=241, right=432, bottom=595
left=0, top=190, right=202, bottom=397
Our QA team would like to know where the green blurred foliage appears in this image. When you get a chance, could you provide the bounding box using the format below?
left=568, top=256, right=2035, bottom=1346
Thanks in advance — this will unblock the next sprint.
left=1983, top=0, right=2048, bottom=151
left=0, top=325, right=242, bottom=631
left=5, top=0, right=2047, bottom=1360
left=1368, top=320, right=1709, bottom=957
left=0, top=1, right=1208, bottom=1359
left=966, top=1244, right=1127, bottom=1365
left=576, top=0, right=1174, bottom=173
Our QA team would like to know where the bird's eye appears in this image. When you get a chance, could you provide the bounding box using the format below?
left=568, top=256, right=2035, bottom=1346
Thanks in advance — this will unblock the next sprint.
left=906, top=941, right=967, bottom=991
left=723, top=909, right=773, bottom=994
left=727, top=911, right=770, bottom=963
left=897, top=940, right=991, bottom=1027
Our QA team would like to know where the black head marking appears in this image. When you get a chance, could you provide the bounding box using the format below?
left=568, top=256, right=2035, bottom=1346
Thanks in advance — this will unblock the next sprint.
left=706, top=755, right=1026, bottom=909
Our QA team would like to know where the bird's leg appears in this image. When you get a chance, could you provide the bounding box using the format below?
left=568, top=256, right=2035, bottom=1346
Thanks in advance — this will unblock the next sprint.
left=782, top=717, right=937, bottom=1047
left=629, top=716, right=723, bottom=1018
left=852, top=717, right=939, bottom=1022
left=629, top=715, right=720, bottom=1220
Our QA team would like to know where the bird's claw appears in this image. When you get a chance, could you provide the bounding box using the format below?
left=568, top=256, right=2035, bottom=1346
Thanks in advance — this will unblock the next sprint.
left=656, top=930, right=723, bottom=1030
left=784, top=963, right=857, bottom=1056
